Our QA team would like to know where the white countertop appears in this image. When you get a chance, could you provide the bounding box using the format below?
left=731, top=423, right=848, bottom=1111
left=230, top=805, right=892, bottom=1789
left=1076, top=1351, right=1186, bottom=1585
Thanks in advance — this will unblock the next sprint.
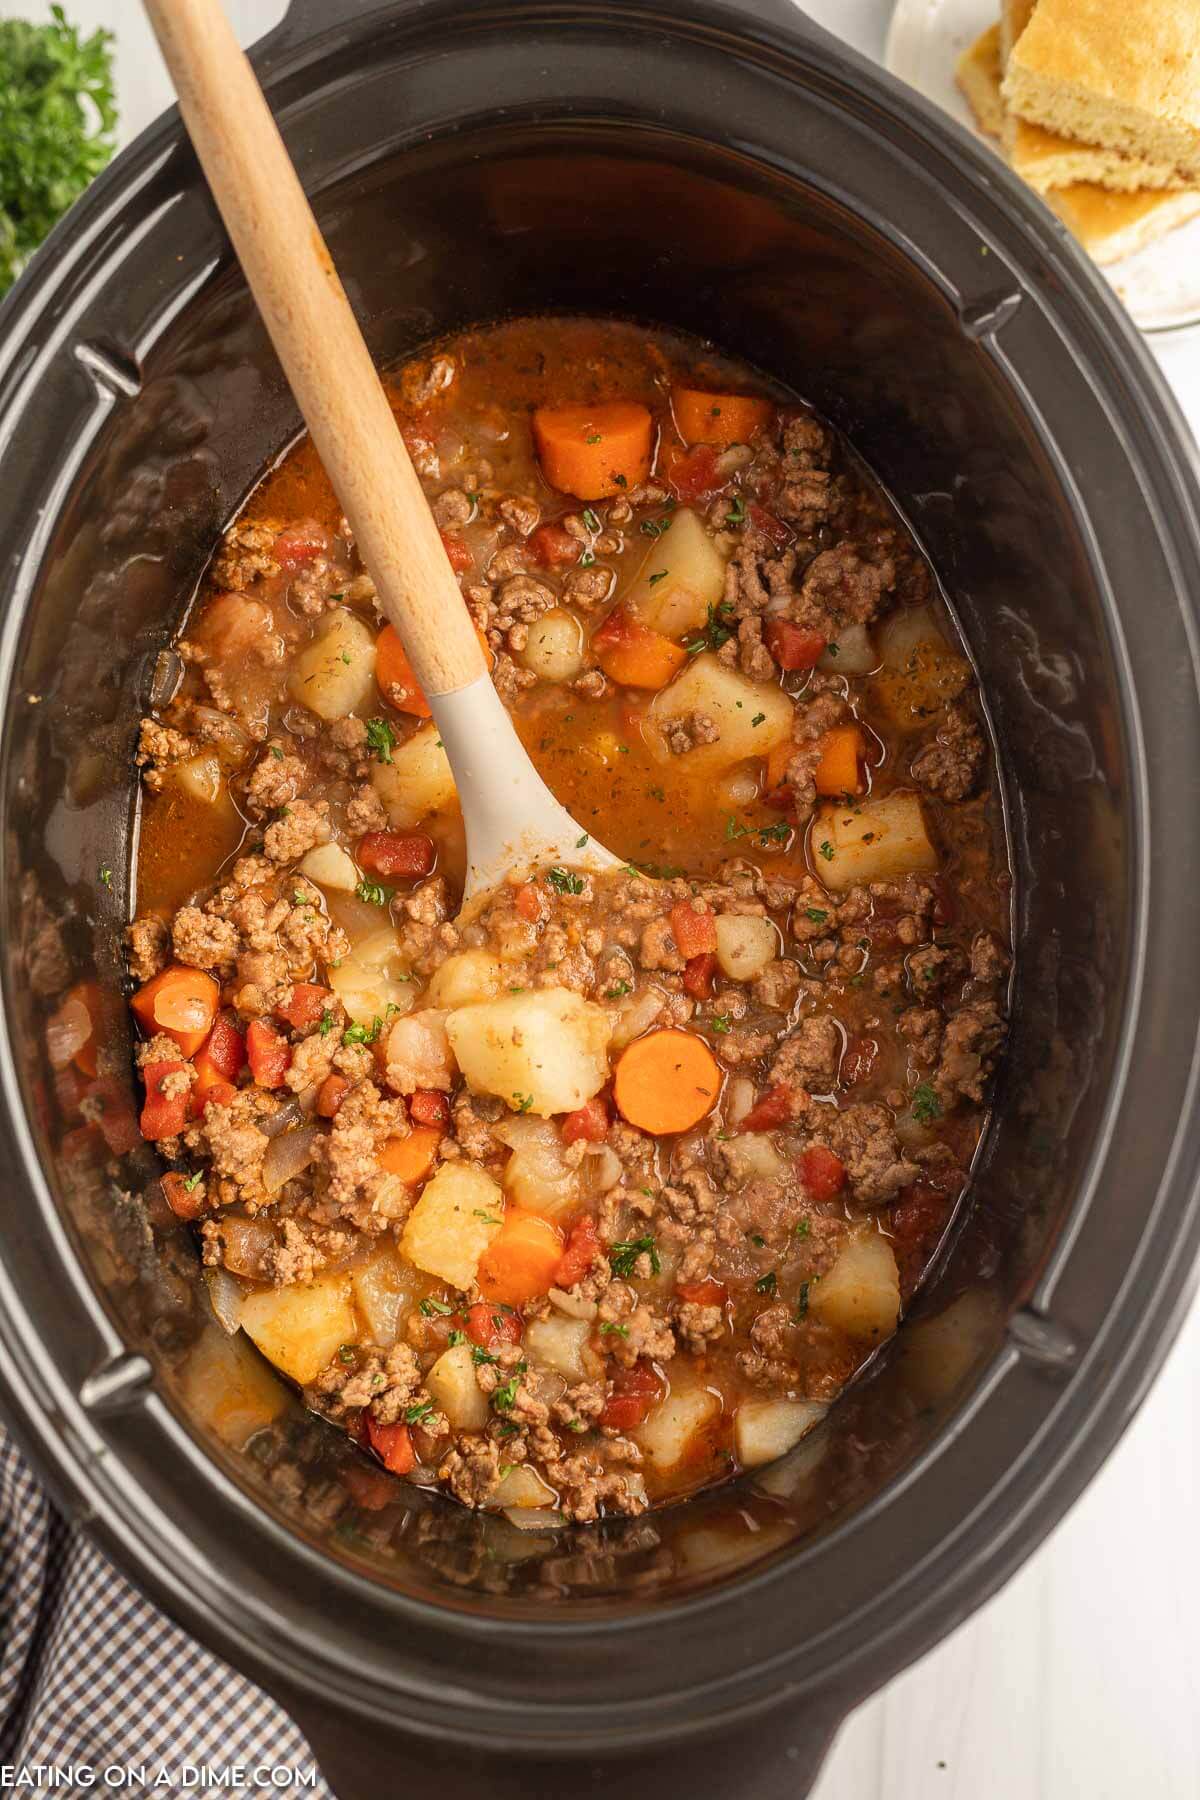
left=6, top=2, right=1198, bottom=1794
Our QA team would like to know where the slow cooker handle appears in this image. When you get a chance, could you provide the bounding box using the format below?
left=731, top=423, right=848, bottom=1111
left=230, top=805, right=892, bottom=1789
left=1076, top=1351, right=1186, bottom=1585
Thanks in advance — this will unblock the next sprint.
left=257, top=0, right=835, bottom=61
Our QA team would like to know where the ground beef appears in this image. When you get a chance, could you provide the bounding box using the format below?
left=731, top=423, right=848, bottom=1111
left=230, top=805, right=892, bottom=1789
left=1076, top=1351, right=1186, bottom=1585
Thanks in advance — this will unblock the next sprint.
left=398, top=352, right=456, bottom=408
left=770, top=1014, right=841, bottom=1092
left=312, top=1342, right=426, bottom=1424
left=820, top=1102, right=919, bottom=1204
left=777, top=467, right=837, bottom=532
left=171, top=905, right=239, bottom=974
left=450, top=1090, right=505, bottom=1164
left=262, top=798, right=331, bottom=864
left=438, top=1435, right=504, bottom=1508
left=324, top=1080, right=412, bottom=1227
left=262, top=1219, right=355, bottom=1286
left=675, top=1299, right=726, bottom=1353
left=210, top=519, right=280, bottom=590
left=970, top=931, right=1010, bottom=986
left=346, top=782, right=389, bottom=833
left=910, top=704, right=986, bottom=802
left=897, top=1005, right=943, bottom=1064
left=906, top=943, right=965, bottom=997
left=244, top=747, right=307, bottom=816
left=665, top=711, right=720, bottom=755
left=126, top=914, right=169, bottom=983
left=498, top=494, right=540, bottom=536
left=433, top=488, right=472, bottom=528
left=751, top=959, right=801, bottom=1011
left=637, top=915, right=684, bottom=972
left=933, top=1001, right=1005, bottom=1107
left=183, top=1087, right=279, bottom=1209
left=135, top=718, right=196, bottom=791
left=563, top=566, right=613, bottom=609
left=800, top=541, right=895, bottom=633
left=782, top=690, right=850, bottom=814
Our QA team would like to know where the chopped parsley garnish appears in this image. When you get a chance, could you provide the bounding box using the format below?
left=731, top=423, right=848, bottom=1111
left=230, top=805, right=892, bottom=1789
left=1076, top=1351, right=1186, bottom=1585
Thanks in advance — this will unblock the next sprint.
left=818, top=840, right=835, bottom=862
left=795, top=1218, right=811, bottom=1239
left=911, top=1081, right=943, bottom=1124
left=575, top=833, right=589, bottom=848
left=492, top=1362, right=527, bottom=1412
left=600, top=1321, right=629, bottom=1337
left=269, top=745, right=284, bottom=760
left=585, top=433, right=601, bottom=445
left=795, top=1281, right=811, bottom=1320
left=685, top=600, right=736, bottom=657
left=546, top=866, right=585, bottom=895
left=580, top=550, right=595, bottom=567
left=471, top=1345, right=498, bottom=1366
left=610, top=1235, right=661, bottom=1277
left=582, top=507, right=602, bottom=532
left=182, top=1170, right=204, bottom=1192
left=749, top=1232, right=766, bottom=1248
left=473, top=1209, right=501, bottom=1224
left=710, top=1013, right=732, bottom=1034
left=805, top=907, right=828, bottom=925
left=511, top=1092, right=534, bottom=1114
left=419, top=1296, right=453, bottom=1318
left=99, top=865, right=113, bottom=889
left=755, top=1270, right=778, bottom=1296
left=355, top=878, right=394, bottom=907
left=405, top=1401, right=434, bottom=1426
left=604, top=980, right=631, bottom=999
left=613, top=473, right=627, bottom=488
left=724, top=814, right=791, bottom=848
left=317, top=1011, right=337, bottom=1036
left=340, top=650, right=352, bottom=665
left=448, top=1329, right=467, bottom=1346
left=647, top=570, right=668, bottom=586
left=343, top=1016, right=385, bottom=1046
left=639, top=514, right=673, bottom=540
left=365, top=717, right=397, bottom=764
left=337, top=1344, right=356, bottom=1365
left=726, top=494, right=746, bottom=526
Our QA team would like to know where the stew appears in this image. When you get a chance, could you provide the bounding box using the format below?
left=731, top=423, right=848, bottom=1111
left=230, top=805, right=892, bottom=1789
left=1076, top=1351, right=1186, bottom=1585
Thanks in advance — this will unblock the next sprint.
left=115, top=318, right=1010, bottom=1524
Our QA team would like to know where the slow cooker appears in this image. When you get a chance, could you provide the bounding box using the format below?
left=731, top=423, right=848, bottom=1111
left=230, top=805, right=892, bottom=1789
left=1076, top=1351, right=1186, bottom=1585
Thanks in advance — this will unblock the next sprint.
left=1, top=2, right=1199, bottom=1794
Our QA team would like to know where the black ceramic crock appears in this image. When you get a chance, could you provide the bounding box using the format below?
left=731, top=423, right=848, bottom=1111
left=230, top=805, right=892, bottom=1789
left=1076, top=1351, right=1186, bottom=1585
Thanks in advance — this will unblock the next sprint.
left=2, top=1, right=1199, bottom=1794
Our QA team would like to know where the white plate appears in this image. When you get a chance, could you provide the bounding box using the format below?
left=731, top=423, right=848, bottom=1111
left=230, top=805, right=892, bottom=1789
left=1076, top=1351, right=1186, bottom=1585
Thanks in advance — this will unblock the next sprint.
left=884, top=0, right=1200, bottom=336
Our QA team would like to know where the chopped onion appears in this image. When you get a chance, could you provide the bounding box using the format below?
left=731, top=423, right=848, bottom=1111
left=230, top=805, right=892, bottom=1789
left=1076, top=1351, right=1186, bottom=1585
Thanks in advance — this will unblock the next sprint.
left=549, top=1285, right=598, bottom=1321
left=582, top=1144, right=622, bottom=1194
left=609, top=986, right=665, bottom=1049
left=260, top=1097, right=303, bottom=1140
left=725, top=1076, right=755, bottom=1128
left=204, top=1266, right=248, bottom=1335
left=46, top=994, right=92, bottom=1070
left=262, top=1122, right=320, bottom=1196
left=218, top=1214, right=278, bottom=1279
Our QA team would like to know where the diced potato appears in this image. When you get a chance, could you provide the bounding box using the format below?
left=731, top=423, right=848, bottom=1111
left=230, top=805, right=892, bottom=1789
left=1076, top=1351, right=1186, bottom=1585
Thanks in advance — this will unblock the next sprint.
left=648, top=653, right=791, bottom=769
left=524, top=1315, right=591, bottom=1382
left=809, top=1227, right=900, bottom=1344
left=287, top=608, right=376, bottom=721
left=754, top=1424, right=832, bottom=1501
left=299, top=841, right=359, bottom=892
left=872, top=607, right=971, bottom=731
left=734, top=1398, right=827, bottom=1468
left=519, top=608, right=585, bottom=682
left=329, top=926, right=416, bottom=1027
left=371, top=722, right=457, bottom=828
left=811, top=791, right=937, bottom=893
left=493, top=1464, right=557, bottom=1509
left=426, top=1339, right=489, bottom=1429
left=818, top=622, right=877, bottom=676
left=170, top=752, right=223, bottom=805
left=352, top=1242, right=420, bottom=1347
left=623, top=508, right=727, bottom=640
left=494, top=1114, right=579, bottom=1217
left=714, top=913, right=778, bottom=981
left=636, top=1378, right=721, bottom=1473
left=400, top=1162, right=504, bottom=1290
left=179, top=1324, right=289, bottom=1450
left=446, top=986, right=612, bottom=1117
left=426, top=949, right=506, bottom=1010
left=717, top=1132, right=785, bottom=1183
left=382, top=1008, right=455, bottom=1094
left=902, top=1289, right=1000, bottom=1406
left=239, top=1272, right=356, bottom=1387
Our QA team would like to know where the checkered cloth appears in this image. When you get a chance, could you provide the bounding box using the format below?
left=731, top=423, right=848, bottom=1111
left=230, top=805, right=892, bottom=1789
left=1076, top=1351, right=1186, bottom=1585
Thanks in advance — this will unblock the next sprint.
left=0, top=1421, right=330, bottom=1795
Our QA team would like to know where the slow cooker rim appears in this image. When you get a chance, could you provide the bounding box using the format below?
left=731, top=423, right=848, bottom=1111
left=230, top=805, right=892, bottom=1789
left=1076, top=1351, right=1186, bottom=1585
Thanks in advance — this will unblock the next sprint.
left=0, top=0, right=1199, bottom=1756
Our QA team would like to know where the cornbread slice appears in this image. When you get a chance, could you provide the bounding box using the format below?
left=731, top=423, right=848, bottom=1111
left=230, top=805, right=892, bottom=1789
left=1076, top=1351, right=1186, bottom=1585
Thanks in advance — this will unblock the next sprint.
left=1046, top=181, right=1200, bottom=264
left=957, top=23, right=1005, bottom=138
left=1000, top=0, right=1036, bottom=67
left=1005, top=113, right=1188, bottom=192
left=1003, top=0, right=1200, bottom=182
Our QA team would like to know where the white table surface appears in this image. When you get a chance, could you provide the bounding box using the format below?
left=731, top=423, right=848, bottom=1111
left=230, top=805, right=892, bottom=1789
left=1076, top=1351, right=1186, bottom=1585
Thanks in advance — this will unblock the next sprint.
left=7, top=1, right=1199, bottom=1794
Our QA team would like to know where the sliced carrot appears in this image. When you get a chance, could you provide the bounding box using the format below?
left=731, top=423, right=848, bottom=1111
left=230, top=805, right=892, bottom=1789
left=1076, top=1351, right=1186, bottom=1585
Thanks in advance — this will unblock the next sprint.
left=613, top=1028, right=721, bottom=1135
left=672, top=387, right=774, bottom=449
left=366, top=1417, right=415, bottom=1476
left=477, top=1208, right=565, bottom=1307
left=669, top=901, right=717, bottom=959
left=375, top=621, right=491, bottom=717
left=131, top=966, right=219, bottom=1058
left=409, top=1089, right=450, bottom=1129
left=379, top=1125, right=442, bottom=1187
left=532, top=401, right=653, bottom=500
left=593, top=607, right=687, bottom=690
left=765, top=739, right=794, bottom=793
left=813, top=724, right=866, bottom=797
left=161, top=1170, right=207, bottom=1221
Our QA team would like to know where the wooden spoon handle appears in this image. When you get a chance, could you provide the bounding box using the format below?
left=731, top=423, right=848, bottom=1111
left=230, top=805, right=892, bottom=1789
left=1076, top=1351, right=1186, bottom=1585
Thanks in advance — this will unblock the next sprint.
left=143, top=0, right=485, bottom=698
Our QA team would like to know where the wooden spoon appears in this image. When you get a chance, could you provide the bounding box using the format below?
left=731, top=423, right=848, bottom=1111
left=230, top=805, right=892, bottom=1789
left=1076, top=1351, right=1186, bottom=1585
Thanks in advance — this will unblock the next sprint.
left=143, top=0, right=620, bottom=906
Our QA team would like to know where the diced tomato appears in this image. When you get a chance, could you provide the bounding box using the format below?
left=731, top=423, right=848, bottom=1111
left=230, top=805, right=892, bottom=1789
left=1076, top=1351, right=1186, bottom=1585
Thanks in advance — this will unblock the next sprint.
left=139, top=1062, right=191, bottom=1141
left=366, top=1417, right=415, bottom=1477
left=554, top=1215, right=601, bottom=1287
left=600, top=1361, right=662, bottom=1430
left=357, top=831, right=436, bottom=880
left=676, top=1277, right=728, bottom=1307
left=246, top=1019, right=291, bottom=1089
left=197, top=1012, right=246, bottom=1081
left=682, top=952, right=717, bottom=999
left=82, top=1076, right=140, bottom=1156
left=799, top=1143, right=846, bottom=1202
left=560, top=1095, right=609, bottom=1146
left=274, top=984, right=329, bottom=1034
left=529, top=523, right=580, bottom=568
left=840, top=1033, right=878, bottom=1087
left=670, top=901, right=717, bottom=959
left=409, top=1088, right=450, bottom=1129
left=465, top=1301, right=523, bottom=1351
left=315, top=1074, right=352, bottom=1119
left=161, top=1170, right=207, bottom=1221
left=748, top=502, right=792, bottom=549
left=764, top=618, right=826, bottom=672
left=514, top=882, right=544, bottom=923
left=199, top=1081, right=237, bottom=1111
left=273, top=521, right=326, bottom=572
left=664, top=443, right=723, bottom=504
left=439, top=529, right=473, bottom=574
left=741, top=1082, right=799, bottom=1132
